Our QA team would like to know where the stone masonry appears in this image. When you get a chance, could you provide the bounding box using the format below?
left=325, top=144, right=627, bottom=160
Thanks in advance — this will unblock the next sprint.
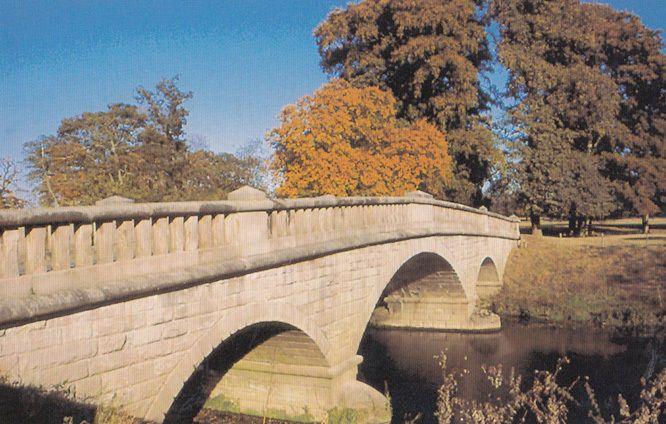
left=0, top=187, right=519, bottom=422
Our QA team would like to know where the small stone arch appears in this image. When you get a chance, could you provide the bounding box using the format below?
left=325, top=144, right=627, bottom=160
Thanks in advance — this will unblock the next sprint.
left=476, top=257, right=502, bottom=300
left=146, top=304, right=331, bottom=423
left=367, top=251, right=469, bottom=331
left=378, top=252, right=466, bottom=303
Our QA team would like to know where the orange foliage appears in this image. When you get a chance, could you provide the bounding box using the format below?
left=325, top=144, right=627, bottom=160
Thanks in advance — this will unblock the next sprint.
left=270, top=79, right=452, bottom=197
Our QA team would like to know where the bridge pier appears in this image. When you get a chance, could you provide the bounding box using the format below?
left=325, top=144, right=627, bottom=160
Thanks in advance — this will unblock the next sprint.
left=205, top=331, right=390, bottom=422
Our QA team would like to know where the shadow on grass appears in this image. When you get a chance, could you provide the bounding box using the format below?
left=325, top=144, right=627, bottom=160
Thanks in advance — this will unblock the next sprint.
left=0, top=380, right=152, bottom=424
left=626, top=236, right=666, bottom=241
left=0, top=381, right=96, bottom=424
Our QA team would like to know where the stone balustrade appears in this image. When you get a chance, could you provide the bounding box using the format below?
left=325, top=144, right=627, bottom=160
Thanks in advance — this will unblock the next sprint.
left=0, top=187, right=519, bottom=327
left=0, top=186, right=521, bottom=423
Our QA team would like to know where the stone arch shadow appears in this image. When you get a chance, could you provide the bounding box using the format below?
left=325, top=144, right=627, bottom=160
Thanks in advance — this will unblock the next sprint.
left=146, top=304, right=332, bottom=423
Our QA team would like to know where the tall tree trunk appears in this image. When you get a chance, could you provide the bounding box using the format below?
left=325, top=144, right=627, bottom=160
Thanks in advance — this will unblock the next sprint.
left=576, top=216, right=586, bottom=237
left=568, top=209, right=577, bottom=235
left=642, top=214, right=650, bottom=234
left=530, top=211, right=542, bottom=236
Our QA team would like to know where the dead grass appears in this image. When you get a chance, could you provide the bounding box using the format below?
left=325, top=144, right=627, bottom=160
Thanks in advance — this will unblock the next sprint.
left=490, top=233, right=666, bottom=335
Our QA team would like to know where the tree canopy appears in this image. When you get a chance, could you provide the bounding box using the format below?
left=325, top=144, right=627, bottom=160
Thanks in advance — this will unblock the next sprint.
left=0, top=157, right=24, bottom=209
left=269, top=79, right=452, bottom=197
left=25, top=78, right=262, bottom=206
left=315, top=0, right=497, bottom=206
left=16, top=0, right=664, bottom=231
left=492, top=0, right=664, bottom=232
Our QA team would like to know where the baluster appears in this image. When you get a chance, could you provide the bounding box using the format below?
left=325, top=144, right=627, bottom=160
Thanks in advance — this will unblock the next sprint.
left=74, top=224, right=94, bottom=267
left=303, top=209, right=313, bottom=234
left=223, top=213, right=239, bottom=245
left=198, top=215, right=212, bottom=249
left=1, top=228, right=21, bottom=277
left=334, top=207, right=344, bottom=233
left=95, top=221, right=116, bottom=264
left=293, top=209, right=304, bottom=235
left=116, top=220, right=135, bottom=261
left=212, top=214, right=225, bottom=247
left=169, top=217, right=185, bottom=253
left=51, top=224, right=73, bottom=271
left=135, top=218, right=153, bottom=258
left=184, top=216, right=199, bottom=251
left=268, top=211, right=279, bottom=238
left=152, top=217, right=169, bottom=255
left=284, top=210, right=293, bottom=235
left=278, top=210, right=290, bottom=238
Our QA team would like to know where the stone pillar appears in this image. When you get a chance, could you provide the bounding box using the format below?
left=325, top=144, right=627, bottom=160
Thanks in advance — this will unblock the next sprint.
left=116, top=220, right=135, bottom=261
left=198, top=215, right=213, bottom=249
left=211, top=214, right=225, bottom=247
left=135, top=219, right=152, bottom=258
left=25, top=226, right=47, bottom=274
left=51, top=224, right=73, bottom=271
left=184, top=216, right=199, bottom=252
left=152, top=217, right=169, bottom=255
left=74, top=224, right=94, bottom=268
left=0, top=228, right=21, bottom=278
left=95, top=221, right=116, bottom=264
left=169, top=217, right=185, bottom=253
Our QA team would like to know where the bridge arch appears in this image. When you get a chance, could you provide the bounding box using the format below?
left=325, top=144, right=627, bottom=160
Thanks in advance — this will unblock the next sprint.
left=146, top=303, right=331, bottom=423
left=363, top=249, right=469, bottom=332
left=376, top=252, right=465, bottom=305
left=476, top=256, right=502, bottom=300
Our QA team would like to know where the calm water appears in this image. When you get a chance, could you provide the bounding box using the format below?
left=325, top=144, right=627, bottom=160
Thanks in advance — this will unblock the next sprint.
left=358, top=323, right=662, bottom=423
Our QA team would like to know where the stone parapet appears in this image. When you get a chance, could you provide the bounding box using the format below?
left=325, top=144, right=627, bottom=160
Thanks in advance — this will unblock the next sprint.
left=0, top=189, right=519, bottom=328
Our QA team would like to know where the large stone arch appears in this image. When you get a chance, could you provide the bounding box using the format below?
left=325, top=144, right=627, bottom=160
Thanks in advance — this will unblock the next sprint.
left=146, top=303, right=332, bottom=422
left=360, top=240, right=470, bottom=334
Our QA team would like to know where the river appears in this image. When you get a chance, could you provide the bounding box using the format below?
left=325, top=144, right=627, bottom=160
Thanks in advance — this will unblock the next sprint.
left=358, top=322, right=662, bottom=423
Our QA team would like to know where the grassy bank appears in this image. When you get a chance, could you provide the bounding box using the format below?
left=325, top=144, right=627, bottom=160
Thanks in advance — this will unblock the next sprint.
left=490, top=231, right=665, bottom=335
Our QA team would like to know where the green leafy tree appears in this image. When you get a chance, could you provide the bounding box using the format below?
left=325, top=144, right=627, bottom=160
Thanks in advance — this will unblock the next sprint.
left=492, top=0, right=664, bottom=234
left=134, top=77, right=193, bottom=202
left=25, top=78, right=261, bottom=205
left=0, top=157, right=25, bottom=209
left=315, top=0, right=497, bottom=206
left=588, top=4, right=665, bottom=233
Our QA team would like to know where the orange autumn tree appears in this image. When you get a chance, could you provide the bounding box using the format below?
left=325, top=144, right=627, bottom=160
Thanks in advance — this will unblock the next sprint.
left=270, top=79, right=452, bottom=197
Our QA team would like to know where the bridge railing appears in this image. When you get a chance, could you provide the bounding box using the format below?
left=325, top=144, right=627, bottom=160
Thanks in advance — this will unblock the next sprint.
left=0, top=187, right=519, bottom=301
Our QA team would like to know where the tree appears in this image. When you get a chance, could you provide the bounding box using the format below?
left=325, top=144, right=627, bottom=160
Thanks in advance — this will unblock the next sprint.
left=25, top=104, right=147, bottom=206
left=25, top=78, right=262, bottom=205
left=315, top=0, right=496, bottom=205
left=588, top=4, right=665, bottom=233
left=0, top=157, right=24, bottom=209
left=493, top=0, right=665, bottom=234
left=180, top=150, right=263, bottom=201
left=134, top=77, right=193, bottom=202
left=493, top=0, right=623, bottom=234
left=269, top=79, right=452, bottom=197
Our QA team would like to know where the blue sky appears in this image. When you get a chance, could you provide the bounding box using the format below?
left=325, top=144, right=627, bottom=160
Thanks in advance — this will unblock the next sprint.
left=1, top=0, right=664, bottom=160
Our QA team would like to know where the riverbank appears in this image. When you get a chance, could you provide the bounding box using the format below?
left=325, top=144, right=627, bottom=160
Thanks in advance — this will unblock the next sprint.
left=489, top=232, right=665, bottom=335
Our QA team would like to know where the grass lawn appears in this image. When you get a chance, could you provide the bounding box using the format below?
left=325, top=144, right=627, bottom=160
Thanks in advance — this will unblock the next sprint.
left=490, top=221, right=665, bottom=334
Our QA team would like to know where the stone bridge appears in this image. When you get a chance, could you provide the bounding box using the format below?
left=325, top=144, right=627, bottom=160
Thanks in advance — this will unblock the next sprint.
left=0, top=187, right=519, bottom=423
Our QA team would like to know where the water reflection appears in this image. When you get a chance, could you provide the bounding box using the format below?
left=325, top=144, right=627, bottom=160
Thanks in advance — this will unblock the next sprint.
left=358, top=323, right=657, bottom=423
